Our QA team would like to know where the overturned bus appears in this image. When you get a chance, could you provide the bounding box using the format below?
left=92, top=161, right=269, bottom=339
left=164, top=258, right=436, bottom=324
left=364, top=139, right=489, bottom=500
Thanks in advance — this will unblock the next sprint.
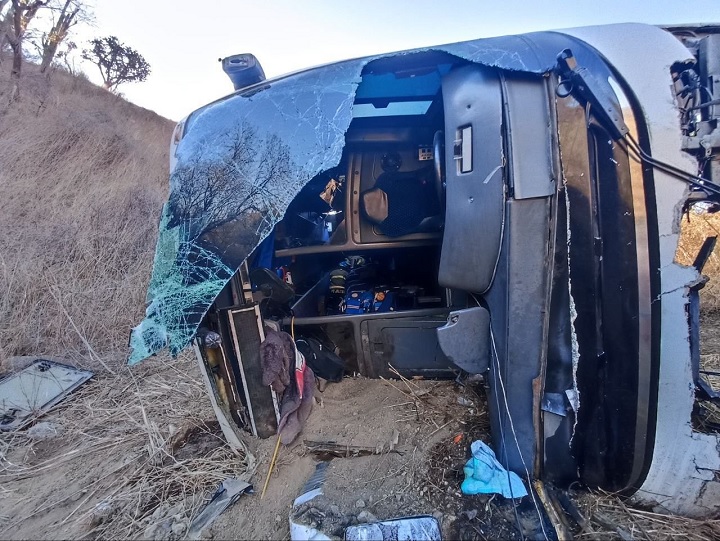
left=130, top=23, right=720, bottom=517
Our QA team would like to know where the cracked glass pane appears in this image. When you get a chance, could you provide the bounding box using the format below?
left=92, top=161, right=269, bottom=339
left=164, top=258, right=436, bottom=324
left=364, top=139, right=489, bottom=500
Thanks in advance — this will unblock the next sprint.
left=129, top=32, right=607, bottom=364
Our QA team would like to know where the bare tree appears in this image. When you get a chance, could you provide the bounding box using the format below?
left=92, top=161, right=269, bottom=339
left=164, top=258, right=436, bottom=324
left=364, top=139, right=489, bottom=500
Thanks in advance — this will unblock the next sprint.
left=0, top=0, right=11, bottom=56
left=38, top=0, right=88, bottom=72
left=82, top=35, right=150, bottom=92
left=4, top=0, right=46, bottom=100
left=53, top=37, right=76, bottom=73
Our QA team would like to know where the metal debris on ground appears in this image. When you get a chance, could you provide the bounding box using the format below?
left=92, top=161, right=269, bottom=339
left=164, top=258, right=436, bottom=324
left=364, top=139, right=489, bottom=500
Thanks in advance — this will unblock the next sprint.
left=290, top=462, right=331, bottom=541
left=187, top=478, right=253, bottom=540
left=304, top=439, right=404, bottom=458
left=0, top=359, right=93, bottom=431
left=345, top=515, right=442, bottom=541
left=290, top=461, right=444, bottom=541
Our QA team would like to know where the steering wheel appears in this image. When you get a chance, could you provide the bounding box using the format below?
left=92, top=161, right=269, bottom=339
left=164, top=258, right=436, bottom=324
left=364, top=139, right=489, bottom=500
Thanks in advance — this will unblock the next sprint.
left=433, top=130, right=445, bottom=208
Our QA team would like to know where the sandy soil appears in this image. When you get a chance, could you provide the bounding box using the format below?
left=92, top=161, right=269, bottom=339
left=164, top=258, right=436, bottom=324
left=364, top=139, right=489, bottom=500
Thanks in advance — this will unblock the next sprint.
left=207, top=373, right=547, bottom=541
left=208, top=376, right=488, bottom=540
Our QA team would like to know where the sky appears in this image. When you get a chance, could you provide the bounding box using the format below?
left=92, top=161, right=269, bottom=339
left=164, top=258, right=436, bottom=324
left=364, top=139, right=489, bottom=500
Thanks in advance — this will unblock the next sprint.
left=73, top=0, right=720, bottom=121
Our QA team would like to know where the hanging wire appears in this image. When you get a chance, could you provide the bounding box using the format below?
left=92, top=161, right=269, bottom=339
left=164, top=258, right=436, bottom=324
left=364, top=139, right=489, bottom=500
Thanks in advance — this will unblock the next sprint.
left=483, top=312, right=550, bottom=541
left=470, top=297, right=530, bottom=539
left=487, top=330, right=527, bottom=540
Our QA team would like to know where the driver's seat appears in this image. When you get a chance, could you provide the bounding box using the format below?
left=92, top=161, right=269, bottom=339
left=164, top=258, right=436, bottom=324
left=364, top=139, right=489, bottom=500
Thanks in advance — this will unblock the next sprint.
left=360, top=165, right=442, bottom=237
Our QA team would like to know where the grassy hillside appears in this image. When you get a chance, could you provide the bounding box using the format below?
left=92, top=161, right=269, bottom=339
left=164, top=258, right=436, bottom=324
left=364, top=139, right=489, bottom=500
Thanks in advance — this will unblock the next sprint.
left=0, top=63, right=173, bottom=366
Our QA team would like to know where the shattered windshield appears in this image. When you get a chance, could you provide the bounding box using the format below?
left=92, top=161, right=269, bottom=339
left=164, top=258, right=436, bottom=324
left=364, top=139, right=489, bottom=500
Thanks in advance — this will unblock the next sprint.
left=128, top=31, right=610, bottom=364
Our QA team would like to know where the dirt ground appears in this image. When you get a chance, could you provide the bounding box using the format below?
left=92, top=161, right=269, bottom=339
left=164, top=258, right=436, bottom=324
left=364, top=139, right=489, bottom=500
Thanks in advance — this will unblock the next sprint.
left=209, top=375, right=498, bottom=541
left=3, top=314, right=720, bottom=540
left=0, top=352, right=543, bottom=541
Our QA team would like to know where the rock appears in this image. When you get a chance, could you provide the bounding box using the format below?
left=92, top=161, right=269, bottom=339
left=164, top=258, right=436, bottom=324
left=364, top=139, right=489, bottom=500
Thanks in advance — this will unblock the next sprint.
left=457, top=396, right=474, bottom=407
left=461, top=509, right=478, bottom=521
left=355, top=499, right=366, bottom=509
left=143, top=524, right=159, bottom=539
left=27, top=421, right=63, bottom=440
left=166, top=504, right=182, bottom=517
left=89, top=500, right=116, bottom=526
left=465, top=374, right=484, bottom=385
left=199, top=529, right=214, bottom=540
left=148, top=519, right=173, bottom=540
left=171, top=522, right=186, bottom=537
left=432, top=511, right=444, bottom=523
left=275, top=514, right=282, bottom=522
left=357, top=511, right=377, bottom=523
left=329, top=505, right=341, bottom=516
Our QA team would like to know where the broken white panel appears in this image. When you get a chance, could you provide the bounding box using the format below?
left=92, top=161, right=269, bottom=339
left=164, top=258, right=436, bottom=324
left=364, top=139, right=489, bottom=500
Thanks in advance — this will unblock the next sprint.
left=0, top=359, right=93, bottom=431
left=565, top=23, right=720, bottom=517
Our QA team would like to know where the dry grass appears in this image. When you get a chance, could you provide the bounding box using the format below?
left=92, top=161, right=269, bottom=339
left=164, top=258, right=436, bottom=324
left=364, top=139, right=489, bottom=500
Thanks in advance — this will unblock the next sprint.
left=695, top=351, right=720, bottom=432
left=0, top=352, right=255, bottom=540
left=0, top=60, right=258, bottom=540
left=574, top=490, right=720, bottom=540
left=0, top=62, right=251, bottom=539
left=0, top=60, right=172, bottom=368
left=677, top=208, right=720, bottom=310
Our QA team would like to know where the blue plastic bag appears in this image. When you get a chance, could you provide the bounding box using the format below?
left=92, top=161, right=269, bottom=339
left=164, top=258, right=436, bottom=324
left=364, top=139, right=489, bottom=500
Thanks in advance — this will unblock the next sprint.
left=461, top=440, right=528, bottom=498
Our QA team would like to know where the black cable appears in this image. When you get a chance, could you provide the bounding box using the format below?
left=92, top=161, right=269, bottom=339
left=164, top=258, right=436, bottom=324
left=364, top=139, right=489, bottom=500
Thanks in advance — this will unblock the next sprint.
left=700, top=85, right=715, bottom=103
left=688, top=97, right=720, bottom=112
left=623, top=132, right=720, bottom=197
